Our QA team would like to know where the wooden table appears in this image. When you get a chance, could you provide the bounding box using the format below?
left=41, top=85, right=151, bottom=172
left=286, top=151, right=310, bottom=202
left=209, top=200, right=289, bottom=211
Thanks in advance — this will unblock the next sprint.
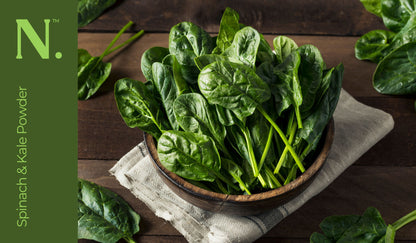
left=78, top=1, right=416, bottom=242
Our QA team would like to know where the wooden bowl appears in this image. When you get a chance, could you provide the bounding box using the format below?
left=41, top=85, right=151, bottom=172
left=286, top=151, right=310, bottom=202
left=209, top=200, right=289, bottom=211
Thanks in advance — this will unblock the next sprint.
left=144, top=119, right=334, bottom=216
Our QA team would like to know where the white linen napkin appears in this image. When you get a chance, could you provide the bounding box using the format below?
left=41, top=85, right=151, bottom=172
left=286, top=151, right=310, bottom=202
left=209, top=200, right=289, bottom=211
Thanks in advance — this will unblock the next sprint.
left=109, top=89, right=394, bottom=243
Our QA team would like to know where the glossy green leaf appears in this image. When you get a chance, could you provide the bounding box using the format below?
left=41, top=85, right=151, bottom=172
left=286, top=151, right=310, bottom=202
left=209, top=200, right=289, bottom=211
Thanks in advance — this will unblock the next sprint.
left=273, top=36, right=298, bottom=64
left=114, top=78, right=169, bottom=139
left=360, top=0, right=382, bottom=17
left=78, top=179, right=140, bottom=243
left=382, top=12, right=416, bottom=55
left=78, top=56, right=112, bottom=100
left=273, top=50, right=303, bottom=117
left=141, top=47, right=170, bottom=82
left=217, top=7, right=240, bottom=52
left=310, top=232, right=332, bottom=243
left=337, top=207, right=387, bottom=243
left=319, top=215, right=361, bottom=241
left=169, top=22, right=215, bottom=84
left=152, top=62, right=180, bottom=130
left=256, top=35, right=275, bottom=65
left=198, top=60, right=271, bottom=121
left=355, top=30, right=395, bottom=63
left=78, top=48, right=92, bottom=66
left=296, top=64, right=343, bottom=154
left=157, top=131, right=221, bottom=182
left=194, top=54, right=240, bottom=71
left=215, top=105, right=240, bottom=126
left=173, top=93, right=226, bottom=150
left=223, top=27, right=261, bottom=68
left=78, top=0, right=116, bottom=28
left=298, top=45, right=325, bottom=115
left=373, top=42, right=416, bottom=95
left=381, top=0, right=415, bottom=32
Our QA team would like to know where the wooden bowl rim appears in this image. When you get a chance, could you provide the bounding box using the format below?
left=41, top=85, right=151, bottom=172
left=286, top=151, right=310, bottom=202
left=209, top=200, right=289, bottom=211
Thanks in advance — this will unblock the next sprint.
left=145, top=118, right=334, bottom=203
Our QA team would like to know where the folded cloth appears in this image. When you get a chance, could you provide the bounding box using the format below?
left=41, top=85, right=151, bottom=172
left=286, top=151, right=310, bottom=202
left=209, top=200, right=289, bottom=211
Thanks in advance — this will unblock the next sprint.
left=109, top=89, right=394, bottom=243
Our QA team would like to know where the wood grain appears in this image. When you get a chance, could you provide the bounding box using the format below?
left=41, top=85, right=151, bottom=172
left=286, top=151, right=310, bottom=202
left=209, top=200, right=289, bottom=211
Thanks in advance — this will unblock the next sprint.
left=79, top=0, right=385, bottom=36
left=78, top=160, right=416, bottom=242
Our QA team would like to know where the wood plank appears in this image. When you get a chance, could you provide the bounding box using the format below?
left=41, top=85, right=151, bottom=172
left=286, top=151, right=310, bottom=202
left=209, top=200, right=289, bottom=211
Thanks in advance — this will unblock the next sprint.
left=78, top=160, right=416, bottom=241
left=78, top=33, right=416, bottom=163
left=79, top=0, right=385, bottom=36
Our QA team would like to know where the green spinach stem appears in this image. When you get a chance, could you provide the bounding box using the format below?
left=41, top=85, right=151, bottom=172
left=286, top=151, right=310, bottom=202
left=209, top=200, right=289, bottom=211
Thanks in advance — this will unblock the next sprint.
left=295, top=106, right=303, bottom=129
left=215, top=179, right=229, bottom=194
left=240, top=126, right=260, bottom=177
left=258, top=126, right=274, bottom=171
left=265, top=166, right=282, bottom=187
left=100, top=21, right=134, bottom=60
left=257, top=106, right=305, bottom=172
left=274, top=119, right=297, bottom=174
left=392, top=209, right=416, bottom=231
left=213, top=171, right=239, bottom=191
left=124, top=236, right=136, bottom=243
left=105, top=30, right=145, bottom=56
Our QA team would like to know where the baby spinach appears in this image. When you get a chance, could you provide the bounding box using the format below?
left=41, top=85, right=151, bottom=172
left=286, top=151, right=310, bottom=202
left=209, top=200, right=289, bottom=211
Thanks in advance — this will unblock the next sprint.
left=152, top=62, right=180, bottom=130
left=373, top=42, right=416, bottom=95
left=222, top=27, right=261, bottom=68
left=114, top=78, right=170, bottom=139
left=78, top=21, right=144, bottom=100
left=273, top=36, right=299, bottom=64
left=216, top=7, right=241, bottom=53
left=360, top=0, right=382, bottom=17
left=78, top=179, right=140, bottom=243
left=355, top=30, right=395, bottom=63
left=141, top=47, right=170, bottom=82
left=173, top=93, right=227, bottom=152
left=310, top=207, right=416, bottom=243
left=78, top=0, right=116, bottom=28
left=356, top=1, right=416, bottom=100
left=115, top=8, right=343, bottom=194
left=169, top=22, right=215, bottom=84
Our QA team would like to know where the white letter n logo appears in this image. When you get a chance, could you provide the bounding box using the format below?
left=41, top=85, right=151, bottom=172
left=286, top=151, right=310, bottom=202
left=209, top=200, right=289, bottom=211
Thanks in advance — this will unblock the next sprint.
left=16, top=19, right=50, bottom=59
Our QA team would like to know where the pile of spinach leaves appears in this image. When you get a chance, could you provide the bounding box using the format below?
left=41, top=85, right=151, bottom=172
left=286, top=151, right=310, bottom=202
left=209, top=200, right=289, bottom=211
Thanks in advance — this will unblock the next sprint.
left=115, top=8, right=344, bottom=195
left=310, top=207, right=416, bottom=243
left=356, top=0, right=416, bottom=107
left=78, top=21, right=144, bottom=100
left=78, top=179, right=140, bottom=243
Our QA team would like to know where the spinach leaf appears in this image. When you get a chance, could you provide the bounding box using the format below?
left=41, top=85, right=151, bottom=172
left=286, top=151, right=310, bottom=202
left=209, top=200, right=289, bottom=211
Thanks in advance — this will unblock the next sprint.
left=221, top=158, right=251, bottom=194
left=296, top=64, right=343, bottom=155
left=157, top=130, right=221, bottom=182
left=373, top=42, right=416, bottom=95
left=78, top=49, right=92, bottom=66
left=337, top=207, right=387, bottom=243
left=297, top=45, right=325, bottom=115
left=310, top=208, right=416, bottom=243
left=78, top=56, right=112, bottom=100
left=169, top=22, right=215, bottom=84
left=78, top=21, right=144, bottom=100
left=222, top=27, right=261, bottom=68
left=141, top=47, right=170, bottom=82
left=319, top=215, right=361, bottom=241
left=78, top=0, right=116, bottom=28
left=173, top=93, right=227, bottom=151
left=78, top=179, right=140, bottom=243
left=354, top=30, right=395, bottom=63
left=360, top=0, right=382, bottom=17
left=216, top=7, right=240, bottom=52
left=382, top=12, right=416, bottom=55
left=273, top=36, right=298, bottom=64
left=114, top=78, right=169, bottom=139
left=256, top=35, right=275, bottom=65
left=273, top=50, right=303, bottom=124
left=152, top=62, right=180, bottom=130
left=381, top=0, right=415, bottom=32
left=194, top=54, right=241, bottom=71
left=215, top=105, right=240, bottom=126
left=198, top=60, right=271, bottom=121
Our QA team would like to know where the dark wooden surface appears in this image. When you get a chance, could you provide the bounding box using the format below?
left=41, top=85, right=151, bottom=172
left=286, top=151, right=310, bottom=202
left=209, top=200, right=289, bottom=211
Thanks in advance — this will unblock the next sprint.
left=78, top=1, right=416, bottom=242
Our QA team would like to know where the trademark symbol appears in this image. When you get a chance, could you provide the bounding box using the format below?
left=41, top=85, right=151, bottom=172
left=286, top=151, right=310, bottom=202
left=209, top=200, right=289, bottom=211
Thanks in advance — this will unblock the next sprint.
left=52, top=19, right=60, bottom=23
